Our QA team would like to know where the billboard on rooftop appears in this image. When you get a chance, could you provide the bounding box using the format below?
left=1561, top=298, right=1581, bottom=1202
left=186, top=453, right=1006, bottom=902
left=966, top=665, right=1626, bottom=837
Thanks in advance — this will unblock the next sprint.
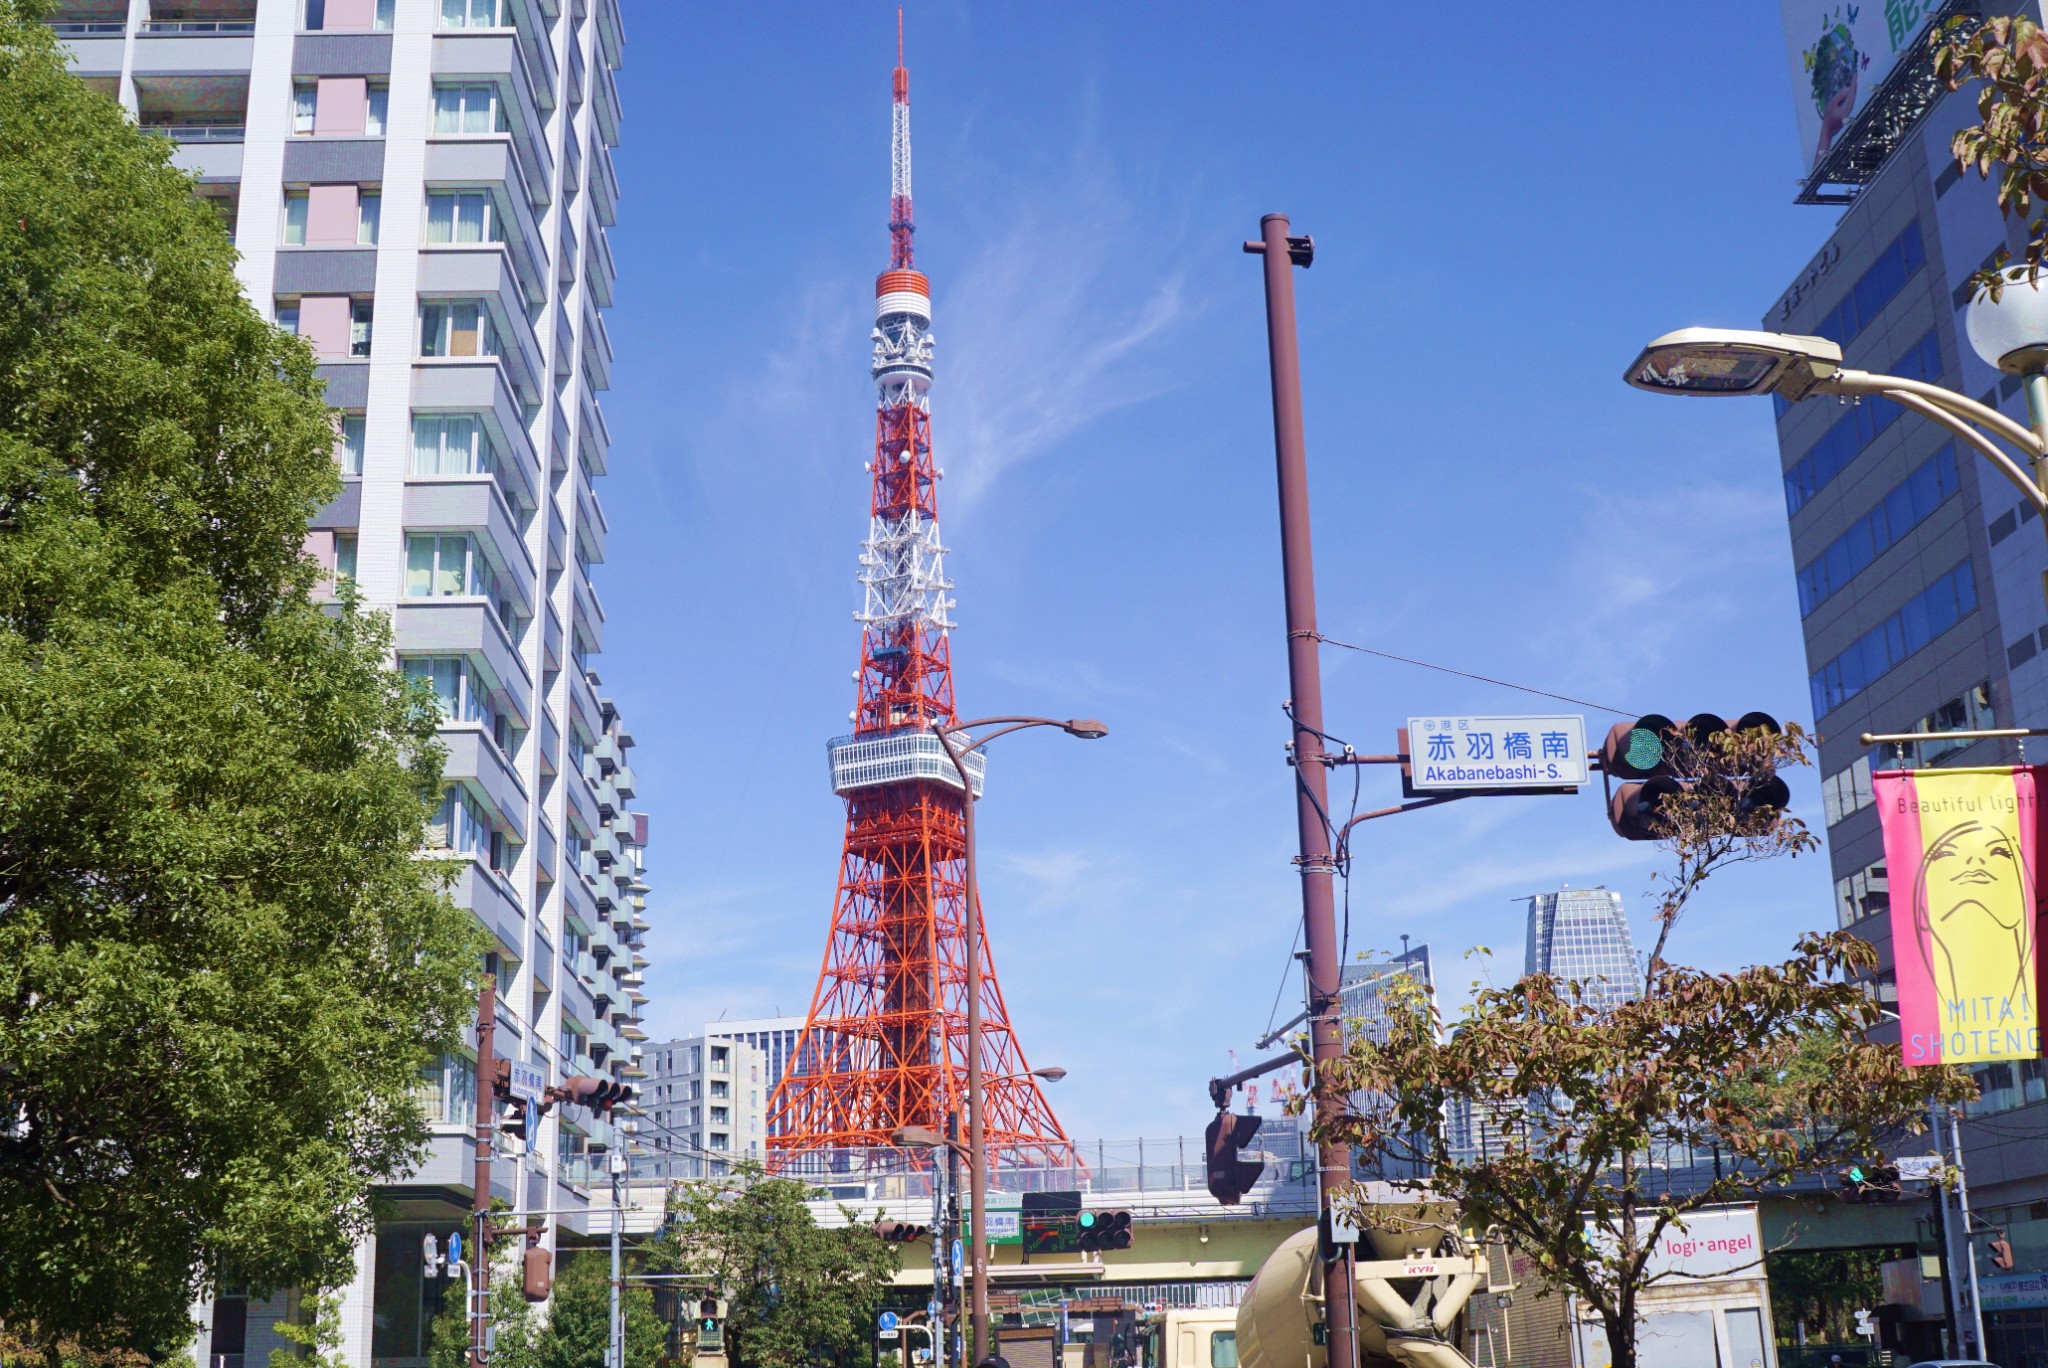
left=1781, top=1, right=1941, bottom=173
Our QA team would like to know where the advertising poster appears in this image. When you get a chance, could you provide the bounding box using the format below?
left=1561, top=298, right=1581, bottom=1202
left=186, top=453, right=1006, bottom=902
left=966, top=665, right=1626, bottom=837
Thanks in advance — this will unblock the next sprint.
left=1781, top=1, right=1940, bottom=172
left=1873, top=766, right=2044, bottom=1065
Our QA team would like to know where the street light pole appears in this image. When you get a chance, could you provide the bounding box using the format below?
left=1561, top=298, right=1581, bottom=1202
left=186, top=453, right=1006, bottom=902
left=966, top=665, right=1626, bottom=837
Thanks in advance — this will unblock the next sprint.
left=928, top=715, right=1105, bottom=1367
left=1243, top=213, right=1359, bottom=1368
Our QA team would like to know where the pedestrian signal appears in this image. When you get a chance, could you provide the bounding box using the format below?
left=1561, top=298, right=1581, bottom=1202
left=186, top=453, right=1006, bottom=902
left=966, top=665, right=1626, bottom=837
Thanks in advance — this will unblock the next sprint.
left=1992, top=1236, right=2015, bottom=1270
left=522, top=1245, right=552, bottom=1302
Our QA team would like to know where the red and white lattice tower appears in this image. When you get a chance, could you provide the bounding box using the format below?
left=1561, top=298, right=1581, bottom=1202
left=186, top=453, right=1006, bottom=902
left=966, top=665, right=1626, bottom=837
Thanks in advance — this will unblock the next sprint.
left=766, top=21, right=1072, bottom=1170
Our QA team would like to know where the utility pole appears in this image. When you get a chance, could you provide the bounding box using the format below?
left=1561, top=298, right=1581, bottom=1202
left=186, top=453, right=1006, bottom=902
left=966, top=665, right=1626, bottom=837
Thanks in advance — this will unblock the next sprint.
left=1950, top=1108, right=1987, bottom=1358
left=610, top=1145, right=627, bottom=1368
left=470, top=979, right=498, bottom=1368
left=1244, top=212, right=1359, bottom=1368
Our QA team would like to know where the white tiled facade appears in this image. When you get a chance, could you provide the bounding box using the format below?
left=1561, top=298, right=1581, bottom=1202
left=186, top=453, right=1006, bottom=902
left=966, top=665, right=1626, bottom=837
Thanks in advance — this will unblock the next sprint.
left=640, top=1037, right=769, bottom=1179
left=48, top=1, right=645, bottom=1363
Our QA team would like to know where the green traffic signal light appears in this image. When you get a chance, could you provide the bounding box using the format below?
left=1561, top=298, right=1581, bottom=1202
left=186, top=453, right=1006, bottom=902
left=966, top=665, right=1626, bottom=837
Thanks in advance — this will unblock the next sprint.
left=1078, top=1212, right=1097, bottom=1229
left=1621, top=728, right=1665, bottom=773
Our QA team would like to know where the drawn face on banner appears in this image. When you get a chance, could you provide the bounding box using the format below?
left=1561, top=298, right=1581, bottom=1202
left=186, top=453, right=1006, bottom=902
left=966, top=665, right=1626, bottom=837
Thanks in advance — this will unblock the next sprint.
left=1913, top=819, right=2036, bottom=1020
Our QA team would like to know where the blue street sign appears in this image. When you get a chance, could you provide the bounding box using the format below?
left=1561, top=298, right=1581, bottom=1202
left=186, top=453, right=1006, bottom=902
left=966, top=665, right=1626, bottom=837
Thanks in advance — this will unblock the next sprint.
left=879, top=1312, right=900, bottom=1332
left=447, top=1231, right=463, bottom=1265
left=927, top=1299, right=941, bottom=1320
left=950, top=1239, right=963, bottom=1276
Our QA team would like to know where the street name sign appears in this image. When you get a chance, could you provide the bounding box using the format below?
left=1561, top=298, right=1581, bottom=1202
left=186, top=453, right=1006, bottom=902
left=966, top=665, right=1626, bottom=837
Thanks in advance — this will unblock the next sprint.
left=507, top=1061, right=546, bottom=1105
left=1896, top=1154, right=1943, bottom=1182
left=1406, top=715, right=1588, bottom=791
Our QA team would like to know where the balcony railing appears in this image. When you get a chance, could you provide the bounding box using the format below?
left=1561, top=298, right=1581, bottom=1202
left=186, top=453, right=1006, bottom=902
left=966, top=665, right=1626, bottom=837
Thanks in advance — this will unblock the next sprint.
left=48, top=20, right=125, bottom=34
left=141, top=20, right=255, bottom=33
left=145, top=122, right=247, bottom=142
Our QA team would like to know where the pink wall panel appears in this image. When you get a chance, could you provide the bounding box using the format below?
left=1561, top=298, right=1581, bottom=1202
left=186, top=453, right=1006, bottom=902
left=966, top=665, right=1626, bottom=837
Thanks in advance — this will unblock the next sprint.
left=298, top=295, right=353, bottom=361
left=305, top=184, right=360, bottom=246
left=324, top=0, right=377, bottom=27
left=314, top=77, right=367, bottom=136
left=304, top=529, right=337, bottom=573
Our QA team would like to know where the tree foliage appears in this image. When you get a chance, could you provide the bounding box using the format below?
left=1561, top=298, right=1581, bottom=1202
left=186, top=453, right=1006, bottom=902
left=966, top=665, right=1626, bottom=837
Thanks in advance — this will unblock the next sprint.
left=0, top=1, right=480, bottom=1352
left=1317, top=724, right=1975, bottom=1368
left=657, top=1165, right=900, bottom=1368
left=427, top=1259, right=662, bottom=1368
left=1936, top=14, right=2048, bottom=299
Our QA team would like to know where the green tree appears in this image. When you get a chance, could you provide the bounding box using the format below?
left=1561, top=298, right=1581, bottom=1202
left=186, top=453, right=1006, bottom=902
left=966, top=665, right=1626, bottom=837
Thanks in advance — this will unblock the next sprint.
left=0, top=1, right=481, bottom=1354
left=659, top=1165, right=900, bottom=1368
left=1319, top=724, right=1975, bottom=1368
left=1767, top=1247, right=1908, bottom=1346
left=539, top=1253, right=663, bottom=1368
left=1936, top=15, right=2048, bottom=298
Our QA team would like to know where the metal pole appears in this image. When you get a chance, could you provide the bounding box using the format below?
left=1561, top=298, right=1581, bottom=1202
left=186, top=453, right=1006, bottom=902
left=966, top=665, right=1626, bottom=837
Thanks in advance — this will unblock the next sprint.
left=471, top=979, right=497, bottom=1368
left=1950, top=1107, right=1988, bottom=1357
left=1246, top=212, right=1358, bottom=1368
left=961, top=778, right=989, bottom=1367
left=610, top=1147, right=625, bottom=1368
left=947, top=1111, right=962, bottom=1368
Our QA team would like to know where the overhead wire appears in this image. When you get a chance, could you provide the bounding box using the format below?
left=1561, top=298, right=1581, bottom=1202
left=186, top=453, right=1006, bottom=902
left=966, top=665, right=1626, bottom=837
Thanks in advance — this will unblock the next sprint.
left=1312, top=631, right=1638, bottom=718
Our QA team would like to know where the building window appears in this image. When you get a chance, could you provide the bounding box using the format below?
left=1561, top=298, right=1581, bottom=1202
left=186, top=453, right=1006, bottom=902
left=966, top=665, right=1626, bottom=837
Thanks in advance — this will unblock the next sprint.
left=1797, top=446, right=1959, bottom=616
left=419, top=301, right=497, bottom=359
left=1872, top=683, right=1997, bottom=770
left=404, top=533, right=498, bottom=601
left=709, top=1107, right=729, bottom=1126
left=429, top=784, right=492, bottom=859
left=366, top=85, right=388, bottom=137
left=418, top=1050, right=476, bottom=1125
left=1813, top=222, right=1926, bottom=346
left=350, top=300, right=373, bottom=357
left=357, top=191, right=381, bottom=244
left=708, top=1133, right=729, bottom=1152
left=1785, top=331, right=1943, bottom=517
left=425, top=190, right=506, bottom=245
left=338, top=414, right=365, bottom=475
left=1809, top=561, right=1977, bottom=718
left=710, top=1080, right=728, bottom=1099
left=307, top=0, right=395, bottom=30
left=292, top=82, right=316, bottom=134
left=433, top=83, right=507, bottom=135
left=402, top=657, right=502, bottom=736
left=1835, top=860, right=1889, bottom=929
left=711, top=1046, right=729, bottom=1073
left=440, top=0, right=505, bottom=28
left=1821, top=755, right=1874, bottom=828
left=334, top=533, right=358, bottom=582
left=283, top=190, right=309, bottom=244
left=412, top=414, right=499, bottom=475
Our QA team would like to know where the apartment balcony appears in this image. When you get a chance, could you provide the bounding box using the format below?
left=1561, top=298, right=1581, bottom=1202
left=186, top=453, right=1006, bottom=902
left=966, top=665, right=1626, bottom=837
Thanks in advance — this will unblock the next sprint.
left=592, top=40, right=620, bottom=148
left=559, top=963, right=595, bottom=1031
left=568, top=667, right=601, bottom=748
left=592, top=733, right=621, bottom=773
left=570, top=562, right=604, bottom=656
left=562, top=854, right=599, bottom=927
left=584, top=211, right=616, bottom=308
left=136, top=74, right=249, bottom=144
left=452, top=860, right=524, bottom=964
left=565, top=33, right=585, bottom=110
left=172, top=139, right=243, bottom=184
left=579, top=293, right=612, bottom=392
left=402, top=478, right=538, bottom=621
left=594, top=0, right=621, bottom=70
left=423, top=141, right=548, bottom=303
left=567, top=767, right=600, bottom=841
left=431, top=32, right=554, bottom=205
left=133, top=6, right=256, bottom=74
left=575, top=464, right=607, bottom=565
left=408, top=361, right=540, bottom=513
left=144, top=0, right=255, bottom=32
left=416, top=250, right=546, bottom=407
left=576, top=384, right=609, bottom=476
left=394, top=599, right=532, bottom=713
left=442, top=729, right=529, bottom=838
left=611, top=764, right=635, bottom=800
left=589, top=138, right=619, bottom=230
left=531, top=818, right=557, bottom=897
left=48, top=9, right=124, bottom=77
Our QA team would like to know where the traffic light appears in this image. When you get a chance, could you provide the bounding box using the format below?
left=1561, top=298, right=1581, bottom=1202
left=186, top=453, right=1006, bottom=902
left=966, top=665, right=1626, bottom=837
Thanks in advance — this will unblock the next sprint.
left=522, top=1243, right=553, bottom=1302
left=1205, top=1110, right=1264, bottom=1205
left=1991, top=1235, right=2015, bottom=1270
left=1839, top=1161, right=1901, bottom=1203
left=1602, top=712, right=1790, bottom=841
left=697, top=1298, right=727, bottom=1353
left=1076, top=1210, right=1132, bottom=1252
left=873, top=1220, right=930, bottom=1243
left=553, top=1075, right=634, bottom=1113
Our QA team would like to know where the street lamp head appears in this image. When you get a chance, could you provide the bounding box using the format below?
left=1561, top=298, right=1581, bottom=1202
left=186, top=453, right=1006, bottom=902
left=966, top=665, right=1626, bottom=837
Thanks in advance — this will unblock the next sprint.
left=1031, top=1066, right=1067, bottom=1082
left=1062, top=719, right=1109, bottom=739
left=1966, top=265, right=2048, bottom=374
left=1624, top=327, right=1842, bottom=400
left=891, top=1124, right=945, bottom=1148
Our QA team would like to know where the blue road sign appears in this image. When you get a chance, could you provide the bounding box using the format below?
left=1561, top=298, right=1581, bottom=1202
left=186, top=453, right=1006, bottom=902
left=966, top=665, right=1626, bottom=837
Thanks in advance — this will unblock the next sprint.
left=447, top=1231, right=463, bottom=1265
left=879, top=1312, right=900, bottom=1332
left=950, top=1239, right=963, bottom=1276
left=927, top=1299, right=942, bottom=1320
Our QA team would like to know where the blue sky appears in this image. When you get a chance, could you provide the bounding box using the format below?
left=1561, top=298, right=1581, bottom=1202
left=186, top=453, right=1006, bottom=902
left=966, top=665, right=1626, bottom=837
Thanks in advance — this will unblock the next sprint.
left=598, top=3, right=1843, bottom=1143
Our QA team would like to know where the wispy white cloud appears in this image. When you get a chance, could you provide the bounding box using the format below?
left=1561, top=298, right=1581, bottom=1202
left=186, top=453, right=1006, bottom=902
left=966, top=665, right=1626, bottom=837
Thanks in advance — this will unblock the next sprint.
left=940, top=153, right=1196, bottom=512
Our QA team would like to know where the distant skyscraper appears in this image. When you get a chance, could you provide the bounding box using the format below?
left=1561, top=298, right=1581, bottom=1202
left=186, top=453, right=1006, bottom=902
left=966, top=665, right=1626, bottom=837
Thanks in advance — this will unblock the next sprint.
left=1338, top=943, right=1434, bottom=1044
left=1523, top=886, right=1644, bottom=1009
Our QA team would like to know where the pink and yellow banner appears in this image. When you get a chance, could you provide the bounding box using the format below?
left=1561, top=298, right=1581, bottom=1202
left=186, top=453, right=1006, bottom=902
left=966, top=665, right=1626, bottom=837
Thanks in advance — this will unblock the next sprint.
left=1873, top=766, right=2044, bottom=1066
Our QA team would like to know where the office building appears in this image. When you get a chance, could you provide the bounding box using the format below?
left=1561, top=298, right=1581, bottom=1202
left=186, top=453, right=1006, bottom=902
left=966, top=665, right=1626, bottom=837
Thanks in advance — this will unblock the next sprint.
left=1523, top=886, right=1644, bottom=1010
left=1338, top=943, right=1434, bottom=1045
left=706, top=1014, right=807, bottom=1135
left=641, top=1036, right=769, bottom=1178
left=43, top=1, right=641, bottom=1363
left=1761, top=10, right=2048, bottom=1355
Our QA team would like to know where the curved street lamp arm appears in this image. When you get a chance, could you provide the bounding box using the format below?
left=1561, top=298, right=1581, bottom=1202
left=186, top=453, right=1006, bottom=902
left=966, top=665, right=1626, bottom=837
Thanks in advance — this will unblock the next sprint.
left=1829, top=368, right=2048, bottom=458
left=1877, top=388, right=2048, bottom=512
left=938, top=714, right=1071, bottom=758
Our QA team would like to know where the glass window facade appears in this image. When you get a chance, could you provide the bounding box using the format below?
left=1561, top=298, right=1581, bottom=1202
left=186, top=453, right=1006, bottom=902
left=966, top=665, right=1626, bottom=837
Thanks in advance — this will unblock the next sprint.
left=1524, top=887, right=1643, bottom=1009
left=1813, top=222, right=1926, bottom=345
left=1784, top=331, right=1942, bottom=516
left=1797, top=445, right=1958, bottom=615
left=1808, top=561, right=1978, bottom=718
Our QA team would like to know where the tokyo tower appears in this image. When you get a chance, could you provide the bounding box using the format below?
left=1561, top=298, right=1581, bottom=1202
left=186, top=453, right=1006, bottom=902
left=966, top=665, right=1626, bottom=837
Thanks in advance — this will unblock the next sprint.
left=766, top=21, right=1071, bottom=1170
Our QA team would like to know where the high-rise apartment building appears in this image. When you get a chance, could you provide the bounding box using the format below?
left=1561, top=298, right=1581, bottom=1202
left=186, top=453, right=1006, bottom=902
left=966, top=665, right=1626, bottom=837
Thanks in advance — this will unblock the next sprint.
left=641, top=1036, right=769, bottom=1178
left=46, top=2, right=642, bottom=1364
left=1522, top=886, right=1643, bottom=1010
